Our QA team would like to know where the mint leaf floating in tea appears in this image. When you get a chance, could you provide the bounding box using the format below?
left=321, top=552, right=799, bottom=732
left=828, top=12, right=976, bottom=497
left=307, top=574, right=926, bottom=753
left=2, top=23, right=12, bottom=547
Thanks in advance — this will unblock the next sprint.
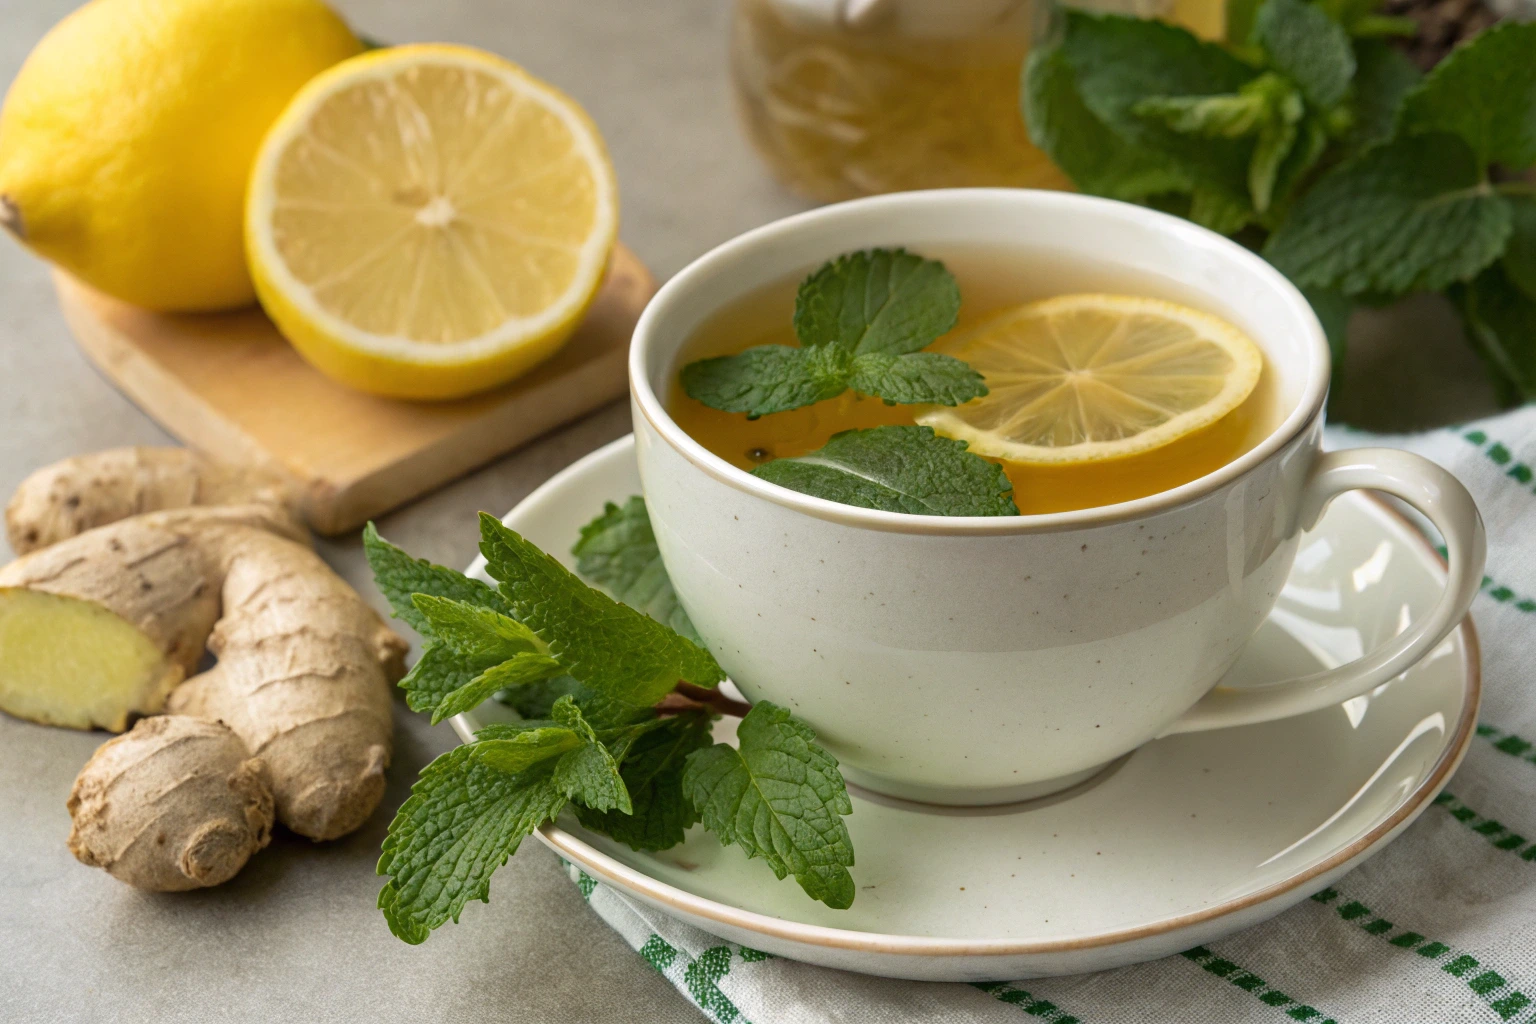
left=752, top=425, right=1019, bottom=517
left=792, top=247, right=960, bottom=353
left=683, top=700, right=856, bottom=910
left=572, top=496, right=702, bottom=644
left=367, top=518, right=857, bottom=941
left=680, top=248, right=985, bottom=418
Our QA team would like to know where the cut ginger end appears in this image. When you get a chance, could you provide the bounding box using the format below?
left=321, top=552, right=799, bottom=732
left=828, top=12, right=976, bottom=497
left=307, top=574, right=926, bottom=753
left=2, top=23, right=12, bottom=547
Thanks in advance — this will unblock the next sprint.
left=0, top=589, right=176, bottom=732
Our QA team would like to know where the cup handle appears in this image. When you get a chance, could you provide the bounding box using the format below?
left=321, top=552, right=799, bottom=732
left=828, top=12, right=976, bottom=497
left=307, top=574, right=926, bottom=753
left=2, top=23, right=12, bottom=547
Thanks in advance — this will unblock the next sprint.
left=1160, top=448, right=1486, bottom=737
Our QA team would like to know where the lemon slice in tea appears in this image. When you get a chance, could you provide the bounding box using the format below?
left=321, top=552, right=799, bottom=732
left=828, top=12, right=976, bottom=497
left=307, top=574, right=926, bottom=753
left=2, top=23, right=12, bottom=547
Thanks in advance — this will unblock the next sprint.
left=917, top=294, right=1263, bottom=464
left=246, top=44, right=618, bottom=400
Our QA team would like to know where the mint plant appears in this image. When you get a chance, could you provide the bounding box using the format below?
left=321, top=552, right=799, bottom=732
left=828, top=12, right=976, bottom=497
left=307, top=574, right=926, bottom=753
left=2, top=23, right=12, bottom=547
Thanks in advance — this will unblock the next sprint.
left=364, top=512, right=856, bottom=943
left=1023, top=9, right=1536, bottom=404
left=681, top=247, right=987, bottom=417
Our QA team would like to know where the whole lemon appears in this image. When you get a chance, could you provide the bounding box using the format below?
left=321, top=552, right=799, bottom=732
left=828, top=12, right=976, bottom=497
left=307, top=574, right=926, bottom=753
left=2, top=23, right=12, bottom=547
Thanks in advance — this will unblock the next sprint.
left=0, top=0, right=362, bottom=311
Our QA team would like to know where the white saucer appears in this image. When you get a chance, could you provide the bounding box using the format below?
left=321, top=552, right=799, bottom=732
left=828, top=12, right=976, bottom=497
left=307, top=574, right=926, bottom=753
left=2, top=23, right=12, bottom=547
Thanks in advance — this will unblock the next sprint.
left=454, top=434, right=1479, bottom=982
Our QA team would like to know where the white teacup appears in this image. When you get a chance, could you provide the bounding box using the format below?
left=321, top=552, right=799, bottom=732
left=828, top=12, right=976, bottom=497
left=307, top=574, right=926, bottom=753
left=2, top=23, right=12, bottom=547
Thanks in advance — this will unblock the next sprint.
left=629, top=189, right=1485, bottom=806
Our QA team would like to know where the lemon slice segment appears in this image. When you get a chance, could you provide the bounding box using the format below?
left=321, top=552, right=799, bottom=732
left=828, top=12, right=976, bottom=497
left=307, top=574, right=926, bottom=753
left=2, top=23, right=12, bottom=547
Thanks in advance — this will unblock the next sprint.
left=917, top=294, right=1263, bottom=464
left=247, top=44, right=618, bottom=399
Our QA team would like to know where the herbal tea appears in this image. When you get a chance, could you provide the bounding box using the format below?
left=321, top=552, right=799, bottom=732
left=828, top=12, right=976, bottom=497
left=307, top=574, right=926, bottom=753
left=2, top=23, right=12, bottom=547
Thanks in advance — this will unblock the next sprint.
left=668, top=248, right=1278, bottom=515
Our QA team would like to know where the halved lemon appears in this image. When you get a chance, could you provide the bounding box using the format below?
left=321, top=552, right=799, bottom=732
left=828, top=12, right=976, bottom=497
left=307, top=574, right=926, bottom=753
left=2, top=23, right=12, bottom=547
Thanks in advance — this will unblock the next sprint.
left=917, top=294, right=1263, bottom=464
left=246, top=44, right=618, bottom=400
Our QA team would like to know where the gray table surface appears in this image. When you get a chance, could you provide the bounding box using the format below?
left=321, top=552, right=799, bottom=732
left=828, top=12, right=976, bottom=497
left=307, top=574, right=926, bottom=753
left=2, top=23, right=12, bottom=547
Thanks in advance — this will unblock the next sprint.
left=0, top=1, right=1503, bottom=1021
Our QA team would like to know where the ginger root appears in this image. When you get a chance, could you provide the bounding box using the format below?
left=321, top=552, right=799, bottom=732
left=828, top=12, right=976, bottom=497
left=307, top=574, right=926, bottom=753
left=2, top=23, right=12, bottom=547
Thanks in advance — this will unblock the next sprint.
left=67, top=715, right=274, bottom=891
left=0, top=447, right=407, bottom=887
left=6, top=446, right=297, bottom=556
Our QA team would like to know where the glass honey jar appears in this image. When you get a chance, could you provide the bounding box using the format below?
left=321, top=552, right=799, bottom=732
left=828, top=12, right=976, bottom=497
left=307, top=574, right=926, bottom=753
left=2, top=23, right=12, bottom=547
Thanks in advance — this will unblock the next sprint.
left=730, top=0, right=1222, bottom=203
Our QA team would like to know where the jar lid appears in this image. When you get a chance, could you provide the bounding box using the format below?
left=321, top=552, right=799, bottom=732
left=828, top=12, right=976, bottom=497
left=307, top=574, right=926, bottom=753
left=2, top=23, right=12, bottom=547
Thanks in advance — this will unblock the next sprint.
left=764, top=0, right=1029, bottom=37
left=762, top=0, right=1170, bottom=36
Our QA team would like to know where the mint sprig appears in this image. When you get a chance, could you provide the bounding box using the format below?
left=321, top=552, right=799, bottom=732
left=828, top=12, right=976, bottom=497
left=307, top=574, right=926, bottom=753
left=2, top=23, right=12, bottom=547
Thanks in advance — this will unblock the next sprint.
left=683, top=701, right=856, bottom=909
left=751, top=425, right=1020, bottom=517
left=364, top=512, right=858, bottom=943
left=1262, top=132, right=1513, bottom=294
left=680, top=248, right=985, bottom=418
left=1024, top=9, right=1536, bottom=404
left=571, top=496, right=701, bottom=644
left=478, top=511, right=723, bottom=706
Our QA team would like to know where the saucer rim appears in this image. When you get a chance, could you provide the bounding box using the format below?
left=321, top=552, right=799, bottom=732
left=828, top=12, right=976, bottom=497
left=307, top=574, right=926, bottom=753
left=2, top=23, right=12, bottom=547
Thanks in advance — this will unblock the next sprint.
left=462, top=433, right=1481, bottom=959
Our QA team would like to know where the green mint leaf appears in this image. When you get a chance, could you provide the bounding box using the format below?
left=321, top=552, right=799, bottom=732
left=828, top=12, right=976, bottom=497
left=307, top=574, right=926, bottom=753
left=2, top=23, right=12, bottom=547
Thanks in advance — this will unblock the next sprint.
left=1503, top=198, right=1536, bottom=302
left=1250, top=119, right=1298, bottom=213
left=1339, top=40, right=1420, bottom=157
left=1453, top=262, right=1536, bottom=405
left=1262, top=132, right=1511, bottom=297
left=1022, top=44, right=1191, bottom=201
left=471, top=726, right=584, bottom=774
left=1399, top=22, right=1536, bottom=170
left=398, top=641, right=479, bottom=718
left=1190, top=186, right=1253, bottom=234
left=548, top=697, right=632, bottom=813
left=554, top=743, right=631, bottom=814
left=682, top=701, right=855, bottom=909
left=680, top=344, right=851, bottom=419
left=1057, top=10, right=1259, bottom=205
left=1265, top=117, right=1328, bottom=222
left=478, top=513, right=724, bottom=707
left=377, top=751, right=567, bottom=943
left=434, top=651, right=564, bottom=725
left=410, top=594, right=548, bottom=662
left=792, top=249, right=960, bottom=357
left=1253, top=0, right=1355, bottom=109
left=364, top=523, right=510, bottom=635
left=572, top=497, right=701, bottom=644
left=497, top=674, right=585, bottom=718
left=399, top=641, right=543, bottom=721
left=751, top=426, right=1018, bottom=517
left=846, top=351, right=988, bottom=406
left=1133, top=91, right=1270, bottom=138
left=494, top=675, right=649, bottom=730
left=575, top=712, right=714, bottom=852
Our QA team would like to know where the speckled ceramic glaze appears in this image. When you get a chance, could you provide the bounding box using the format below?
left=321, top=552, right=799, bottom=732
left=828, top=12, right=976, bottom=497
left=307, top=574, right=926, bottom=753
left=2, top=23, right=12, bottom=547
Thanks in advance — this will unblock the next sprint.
left=625, top=190, right=1485, bottom=806
left=453, top=435, right=1478, bottom=981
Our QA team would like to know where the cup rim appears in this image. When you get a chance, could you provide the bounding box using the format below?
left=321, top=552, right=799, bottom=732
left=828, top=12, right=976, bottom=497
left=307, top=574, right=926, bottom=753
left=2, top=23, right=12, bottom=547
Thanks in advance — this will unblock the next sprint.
left=629, top=189, right=1329, bottom=535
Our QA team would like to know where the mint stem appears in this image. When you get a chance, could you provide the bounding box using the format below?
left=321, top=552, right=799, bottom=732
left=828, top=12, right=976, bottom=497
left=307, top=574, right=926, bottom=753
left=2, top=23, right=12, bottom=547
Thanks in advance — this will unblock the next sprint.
left=658, top=681, right=751, bottom=718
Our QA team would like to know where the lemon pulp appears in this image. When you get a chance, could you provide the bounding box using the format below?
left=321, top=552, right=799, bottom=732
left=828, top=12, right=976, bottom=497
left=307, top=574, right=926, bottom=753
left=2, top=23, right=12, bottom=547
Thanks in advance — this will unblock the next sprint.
left=918, top=294, right=1264, bottom=465
left=247, top=44, right=618, bottom=399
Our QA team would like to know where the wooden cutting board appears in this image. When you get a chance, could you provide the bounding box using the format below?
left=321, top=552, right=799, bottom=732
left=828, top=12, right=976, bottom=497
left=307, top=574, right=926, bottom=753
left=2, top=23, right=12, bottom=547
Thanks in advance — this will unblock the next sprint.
left=54, top=244, right=653, bottom=535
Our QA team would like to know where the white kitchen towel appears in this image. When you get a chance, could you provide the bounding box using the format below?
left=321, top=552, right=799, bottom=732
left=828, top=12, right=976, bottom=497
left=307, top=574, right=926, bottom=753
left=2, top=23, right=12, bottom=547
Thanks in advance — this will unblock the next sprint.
left=567, top=407, right=1536, bottom=1024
